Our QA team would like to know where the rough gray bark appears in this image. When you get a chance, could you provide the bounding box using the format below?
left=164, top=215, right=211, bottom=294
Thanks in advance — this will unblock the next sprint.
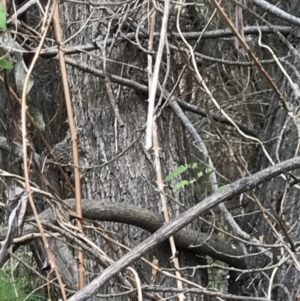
left=64, top=157, right=300, bottom=301
left=0, top=2, right=211, bottom=301
left=4, top=0, right=300, bottom=300
left=53, top=2, right=209, bottom=301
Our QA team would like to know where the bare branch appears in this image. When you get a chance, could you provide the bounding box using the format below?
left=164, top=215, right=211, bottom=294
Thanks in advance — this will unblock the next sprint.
left=67, top=156, right=300, bottom=301
left=40, top=26, right=291, bottom=57
left=1, top=199, right=247, bottom=268
left=64, top=57, right=259, bottom=137
left=252, top=0, right=300, bottom=27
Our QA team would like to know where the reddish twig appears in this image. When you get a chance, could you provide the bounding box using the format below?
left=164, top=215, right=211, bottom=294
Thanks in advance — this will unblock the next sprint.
left=52, top=3, right=85, bottom=289
left=19, top=0, right=67, bottom=299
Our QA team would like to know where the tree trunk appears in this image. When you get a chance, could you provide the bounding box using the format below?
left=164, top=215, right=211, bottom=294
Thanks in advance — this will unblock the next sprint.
left=52, top=3, right=209, bottom=300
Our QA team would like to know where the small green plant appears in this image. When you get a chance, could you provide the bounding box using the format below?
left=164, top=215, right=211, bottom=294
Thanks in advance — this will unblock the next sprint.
left=0, top=5, right=6, bottom=30
left=0, top=270, right=44, bottom=301
left=0, top=6, right=13, bottom=70
left=165, top=163, right=226, bottom=191
left=0, top=57, right=13, bottom=69
left=165, top=163, right=213, bottom=190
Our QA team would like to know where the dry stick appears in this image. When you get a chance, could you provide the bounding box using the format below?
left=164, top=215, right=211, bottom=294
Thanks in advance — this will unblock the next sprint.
left=147, top=10, right=182, bottom=299
left=156, top=1, right=219, bottom=117
left=147, top=8, right=177, bottom=301
left=52, top=5, right=85, bottom=289
left=145, top=0, right=170, bottom=149
left=147, top=7, right=155, bottom=91
left=152, top=121, right=184, bottom=301
left=126, top=267, right=142, bottom=301
left=0, top=77, right=75, bottom=194
left=67, top=157, right=300, bottom=301
left=20, top=0, right=67, bottom=300
left=252, top=0, right=300, bottom=27
left=146, top=11, right=184, bottom=298
left=40, top=26, right=291, bottom=57
left=7, top=0, right=37, bottom=23
left=210, top=0, right=287, bottom=110
left=175, top=0, right=250, bottom=241
left=63, top=57, right=258, bottom=138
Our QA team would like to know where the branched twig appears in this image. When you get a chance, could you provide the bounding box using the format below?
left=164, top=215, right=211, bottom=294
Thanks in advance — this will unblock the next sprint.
left=40, top=26, right=291, bottom=57
left=20, top=0, right=67, bottom=299
left=64, top=58, right=257, bottom=137
left=0, top=77, right=75, bottom=194
left=67, top=156, right=300, bottom=301
left=252, top=0, right=300, bottom=26
left=210, top=0, right=288, bottom=110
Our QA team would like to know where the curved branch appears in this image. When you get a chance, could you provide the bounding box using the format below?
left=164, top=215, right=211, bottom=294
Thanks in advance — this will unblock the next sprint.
left=0, top=199, right=246, bottom=268
left=68, top=156, right=300, bottom=301
left=252, top=0, right=300, bottom=27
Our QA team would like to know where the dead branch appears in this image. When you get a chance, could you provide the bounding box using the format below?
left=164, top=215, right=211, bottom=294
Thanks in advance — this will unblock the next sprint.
left=66, top=156, right=300, bottom=301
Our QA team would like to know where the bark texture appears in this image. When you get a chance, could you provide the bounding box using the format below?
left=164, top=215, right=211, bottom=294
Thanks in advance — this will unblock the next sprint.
left=55, top=3, right=209, bottom=300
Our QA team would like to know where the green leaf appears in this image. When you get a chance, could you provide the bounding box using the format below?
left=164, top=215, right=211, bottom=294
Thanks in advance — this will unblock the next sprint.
left=189, top=178, right=196, bottom=184
left=0, top=58, right=13, bottom=70
left=197, top=171, right=204, bottom=178
left=174, top=180, right=189, bottom=190
left=205, top=167, right=213, bottom=174
left=197, top=167, right=213, bottom=179
left=0, top=6, right=6, bottom=30
left=191, top=162, right=198, bottom=169
left=165, top=164, right=189, bottom=181
left=217, top=185, right=226, bottom=191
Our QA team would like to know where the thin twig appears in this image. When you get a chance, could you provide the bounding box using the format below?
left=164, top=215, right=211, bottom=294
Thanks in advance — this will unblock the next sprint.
left=153, top=121, right=184, bottom=301
left=210, top=0, right=288, bottom=110
left=52, top=3, right=85, bottom=289
left=20, top=0, right=67, bottom=299
left=145, top=0, right=170, bottom=149
left=67, top=157, right=300, bottom=301
left=0, top=76, right=75, bottom=194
